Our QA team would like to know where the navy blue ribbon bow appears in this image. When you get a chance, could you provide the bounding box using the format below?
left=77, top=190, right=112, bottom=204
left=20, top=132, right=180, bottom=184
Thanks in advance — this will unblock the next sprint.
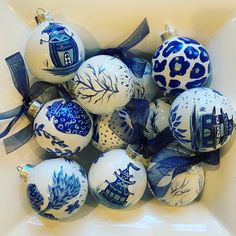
left=0, top=52, right=72, bottom=154
left=99, top=18, right=150, bottom=78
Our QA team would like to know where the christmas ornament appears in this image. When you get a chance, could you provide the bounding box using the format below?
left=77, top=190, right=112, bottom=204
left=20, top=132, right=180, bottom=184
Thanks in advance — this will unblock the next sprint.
left=71, top=55, right=134, bottom=115
left=24, top=9, right=85, bottom=84
left=144, top=97, right=171, bottom=140
left=88, top=147, right=147, bottom=209
left=152, top=25, right=211, bottom=96
left=29, top=98, right=93, bottom=157
left=169, top=88, right=235, bottom=152
left=131, top=59, right=158, bottom=102
left=17, top=158, right=88, bottom=220
left=92, top=114, right=127, bottom=152
left=147, top=142, right=204, bottom=206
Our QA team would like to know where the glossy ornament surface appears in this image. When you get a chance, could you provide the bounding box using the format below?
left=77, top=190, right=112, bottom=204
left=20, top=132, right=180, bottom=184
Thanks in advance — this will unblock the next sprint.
left=21, top=158, right=88, bottom=220
left=152, top=35, right=211, bottom=96
left=92, top=114, right=127, bottom=152
left=24, top=16, right=85, bottom=83
left=169, top=88, right=235, bottom=152
left=33, top=98, right=93, bottom=157
left=72, top=55, right=134, bottom=115
left=132, top=60, right=158, bottom=102
left=147, top=143, right=204, bottom=206
left=88, top=149, right=147, bottom=209
left=144, top=97, right=171, bottom=140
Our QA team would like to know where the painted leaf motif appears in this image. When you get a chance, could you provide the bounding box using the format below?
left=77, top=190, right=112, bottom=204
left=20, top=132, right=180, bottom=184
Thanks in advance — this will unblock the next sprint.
left=47, top=167, right=81, bottom=210
left=27, top=184, right=44, bottom=212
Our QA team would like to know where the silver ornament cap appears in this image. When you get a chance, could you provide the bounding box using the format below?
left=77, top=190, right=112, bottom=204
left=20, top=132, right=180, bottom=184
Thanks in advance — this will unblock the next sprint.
left=28, top=99, right=43, bottom=118
left=34, top=8, right=53, bottom=25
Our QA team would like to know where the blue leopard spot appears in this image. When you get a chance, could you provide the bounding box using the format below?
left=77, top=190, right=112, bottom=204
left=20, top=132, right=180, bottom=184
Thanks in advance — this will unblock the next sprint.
left=162, top=40, right=183, bottom=57
left=169, top=79, right=181, bottom=88
left=153, top=45, right=163, bottom=59
left=169, top=56, right=190, bottom=77
left=169, top=88, right=185, bottom=96
left=185, top=77, right=207, bottom=89
left=184, top=46, right=199, bottom=59
left=190, top=62, right=205, bottom=79
left=160, top=87, right=167, bottom=92
left=154, top=75, right=166, bottom=86
left=198, top=46, right=210, bottom=62
left=178, top=37, right=200, bottom=45
left=153, top=59, right=167, bottom=73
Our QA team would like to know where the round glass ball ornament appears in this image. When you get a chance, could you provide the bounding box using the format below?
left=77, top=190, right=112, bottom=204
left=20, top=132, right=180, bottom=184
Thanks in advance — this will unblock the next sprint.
left=152, top=25, right=211, bottom=96
left=88, top=147, right=147, bottom=209
left=169, top=88, right=235, bottom=152
left=72, top=55, right=134, bottom=115
left=144, top=97, right=171, bottom=140
left=29, top=98, right=93, bottom=157
left=147, top=142, right=204, bottom=206
left=24, top=9, right=85, bottom=83
left=17, top=158, right=88, bottom=220
left=131, top=59, right=158, bottom=102
left=92, top=114, right=127, bottom=152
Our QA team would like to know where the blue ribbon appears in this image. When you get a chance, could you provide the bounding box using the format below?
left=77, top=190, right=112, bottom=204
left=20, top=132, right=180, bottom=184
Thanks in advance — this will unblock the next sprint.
left=108, top=98, right=150, bottom=144
left=148, top=147, right=220, bottom=198
left=0, top=52, right=73, bottom=154
left=99, top=18, right=150, bottom=78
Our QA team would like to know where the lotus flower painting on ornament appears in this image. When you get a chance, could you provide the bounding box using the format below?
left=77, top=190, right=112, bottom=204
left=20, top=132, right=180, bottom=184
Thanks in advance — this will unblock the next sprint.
left=1, top=1, right=236, bottom=236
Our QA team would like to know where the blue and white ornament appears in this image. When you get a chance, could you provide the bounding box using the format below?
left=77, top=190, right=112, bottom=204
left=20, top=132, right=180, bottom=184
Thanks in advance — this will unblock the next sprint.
left=152, top=26, right=211, bottom=96
left=144, top=97, right=171, bottom=140
left=88, top=148, right=147, bottom=209
left=92, top=114, right=127, bottom=152
left=24, top=9, right=85, bottom=83
left=169, top=88, right=235, bottom=152
left=29, top=98, right=93, bottom=157
left=72, top=55, right=134, bottom=115
left=132, top=59, right=158, bottom=102
left=18, top=158, right=88, bottom=220
left=147, top=142, right=204, bottom=206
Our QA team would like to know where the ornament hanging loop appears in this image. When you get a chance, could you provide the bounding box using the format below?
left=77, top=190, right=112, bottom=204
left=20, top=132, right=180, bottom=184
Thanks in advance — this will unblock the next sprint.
left=17, top=164, right=34, bottom=182
left=35, top=8, right=53, bottom=24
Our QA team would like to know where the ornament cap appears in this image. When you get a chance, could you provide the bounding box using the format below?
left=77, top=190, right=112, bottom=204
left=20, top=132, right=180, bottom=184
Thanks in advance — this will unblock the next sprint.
left=17, top=164, right=34, bottom=181
left=126, top=145, right=143, bottom=162
left=35, top=8, right=53, bottom=25
left=28, top=99, right=43, bottom=118
left=160, top=24, right=178, bottom=42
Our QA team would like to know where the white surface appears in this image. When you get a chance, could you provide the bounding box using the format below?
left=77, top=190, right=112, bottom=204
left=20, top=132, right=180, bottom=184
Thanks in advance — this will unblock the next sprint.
left=1, top=0, right=236, bottom=235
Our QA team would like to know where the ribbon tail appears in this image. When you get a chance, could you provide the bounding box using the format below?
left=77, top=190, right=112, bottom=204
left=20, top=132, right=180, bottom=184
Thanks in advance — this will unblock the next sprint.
left=0, top=105, right=26, bottom=138
left=56, top=85, right=73, bottom=102
left=117, top=18, right=150, bottom=50
left=29, top=81, right=56, bottom=100
left=3, top=122, right=34, bottom=154
left=5, top=52, right=30, bottom=97
left=0, top=105, right=22, bottom=120
left=198, top=149, right=220, bottom=165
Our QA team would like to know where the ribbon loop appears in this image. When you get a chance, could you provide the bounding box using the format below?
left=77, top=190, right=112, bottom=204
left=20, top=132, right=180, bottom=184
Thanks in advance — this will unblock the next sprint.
left=99, top=18, right=149, bottom=78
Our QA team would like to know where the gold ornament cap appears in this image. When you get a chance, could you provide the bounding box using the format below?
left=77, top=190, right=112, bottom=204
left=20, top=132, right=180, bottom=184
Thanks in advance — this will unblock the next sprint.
left=125, top=145, right=143, bottom=162
left=28, top=99, right=43, bottom=118
left=160, top=24, right=178, bottom=42
left=35, top=8, right=53, bottom=24
left=17, top=164, right=34, bottom=182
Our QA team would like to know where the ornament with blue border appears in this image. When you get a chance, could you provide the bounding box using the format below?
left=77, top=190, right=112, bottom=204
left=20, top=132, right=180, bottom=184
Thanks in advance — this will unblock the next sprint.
left=17, top=158, right=88, bottom=220
left=152, top=25, right=211, bottom=96
left=88, top=147, right=147, bottom=209
left=24, top=9, right=85, bottom=84
left=28, top=98, right=93, bottom=157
